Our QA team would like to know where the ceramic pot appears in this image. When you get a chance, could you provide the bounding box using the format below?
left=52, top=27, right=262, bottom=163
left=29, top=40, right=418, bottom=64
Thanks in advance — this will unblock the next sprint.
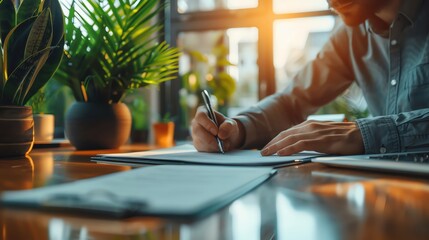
left=153, top=122, right=175, bottom=148
left=65, top=102, right=131, bottom=150
left=0, top=106, right=34, bottom=158
left=33, top=114, right=55, bottom=143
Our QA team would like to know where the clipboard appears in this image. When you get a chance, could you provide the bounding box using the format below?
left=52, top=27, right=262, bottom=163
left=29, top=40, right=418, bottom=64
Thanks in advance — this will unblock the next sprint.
left=0, top=165, right=276, bottom=219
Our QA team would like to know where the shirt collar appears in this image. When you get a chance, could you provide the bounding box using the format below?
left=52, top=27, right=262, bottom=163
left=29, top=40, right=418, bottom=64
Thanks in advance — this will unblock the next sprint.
left=366, top=0, right=424, bottom=35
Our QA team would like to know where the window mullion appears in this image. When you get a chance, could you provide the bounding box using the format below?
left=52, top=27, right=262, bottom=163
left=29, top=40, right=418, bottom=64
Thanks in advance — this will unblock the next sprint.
left=258, top=0, right=276, bottom=98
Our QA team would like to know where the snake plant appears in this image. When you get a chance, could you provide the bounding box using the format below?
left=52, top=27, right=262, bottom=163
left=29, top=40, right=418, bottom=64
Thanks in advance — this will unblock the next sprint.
left=0, top=0, right=65, bottom=105
left=54, top=0, right=180, bottom=104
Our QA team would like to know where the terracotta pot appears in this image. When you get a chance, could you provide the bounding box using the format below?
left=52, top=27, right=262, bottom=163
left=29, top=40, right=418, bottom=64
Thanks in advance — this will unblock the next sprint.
left=153, top=122, right=175, bottom=148
left=33, top=114, right=55, bottom=143
left=0, top=106, right=34, bottom=158
left=65, top=102, right=131, bottom=150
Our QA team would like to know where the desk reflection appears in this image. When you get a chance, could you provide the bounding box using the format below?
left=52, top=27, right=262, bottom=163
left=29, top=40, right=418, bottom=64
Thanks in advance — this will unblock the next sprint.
left=178, top=183, right=277, bottom=240
left=1, top=146, right=429, bottom=240
left=0, top=208, right=174, bottom=240
left=0, top=154, right=54, bottom=190
left=0, top=183, right=277, bottom=240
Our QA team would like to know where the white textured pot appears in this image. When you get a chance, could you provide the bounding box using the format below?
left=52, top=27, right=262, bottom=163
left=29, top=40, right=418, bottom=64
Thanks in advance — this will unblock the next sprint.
left=33, top=114, right=55, bottom=143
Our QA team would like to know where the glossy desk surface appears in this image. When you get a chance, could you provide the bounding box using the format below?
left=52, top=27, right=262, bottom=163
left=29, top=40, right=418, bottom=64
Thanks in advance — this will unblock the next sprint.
left=1, top=144, right=428, bottom=240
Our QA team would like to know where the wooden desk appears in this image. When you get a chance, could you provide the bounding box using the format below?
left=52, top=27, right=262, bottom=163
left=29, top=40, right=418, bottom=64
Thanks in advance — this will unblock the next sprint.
left=1, top=145, right=428, bottom=240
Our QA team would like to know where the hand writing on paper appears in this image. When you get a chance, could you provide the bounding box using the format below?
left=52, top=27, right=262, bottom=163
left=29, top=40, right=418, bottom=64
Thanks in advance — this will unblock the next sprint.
left=192, top=106, right=244, bottom=152
left=261, top=120, right=365, bottom=156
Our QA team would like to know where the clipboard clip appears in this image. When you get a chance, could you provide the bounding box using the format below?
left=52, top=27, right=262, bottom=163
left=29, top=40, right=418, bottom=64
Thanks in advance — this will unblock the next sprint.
left=42, top=189, right=148, bottom=216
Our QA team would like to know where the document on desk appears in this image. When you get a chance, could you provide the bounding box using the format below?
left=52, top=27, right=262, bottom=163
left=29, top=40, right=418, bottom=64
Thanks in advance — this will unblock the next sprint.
left=92, top=144, right=323, bottom=167
left=0, top=165, right=276, bottom=218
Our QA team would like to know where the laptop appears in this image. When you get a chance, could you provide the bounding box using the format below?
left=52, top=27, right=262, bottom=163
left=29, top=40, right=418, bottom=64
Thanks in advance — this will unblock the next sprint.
left=312, top=151, right=429, bottom=176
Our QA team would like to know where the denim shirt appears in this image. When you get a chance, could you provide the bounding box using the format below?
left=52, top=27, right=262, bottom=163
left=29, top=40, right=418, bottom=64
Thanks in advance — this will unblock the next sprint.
left=235, top=0, right=429, bottom=153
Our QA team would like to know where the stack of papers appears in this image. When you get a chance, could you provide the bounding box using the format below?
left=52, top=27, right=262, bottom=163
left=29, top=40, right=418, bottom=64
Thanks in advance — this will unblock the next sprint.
left=1, top=165, right=276, bottom=218
left=92, top=144, right=323, bottom=167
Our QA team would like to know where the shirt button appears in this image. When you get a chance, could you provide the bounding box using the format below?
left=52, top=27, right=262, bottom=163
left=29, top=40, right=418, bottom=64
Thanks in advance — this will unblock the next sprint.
left=391, top=40, right=398, bottom=46
left=391, top=79, right=397, bottom=86
left=380, top=147, right=387, bottom=154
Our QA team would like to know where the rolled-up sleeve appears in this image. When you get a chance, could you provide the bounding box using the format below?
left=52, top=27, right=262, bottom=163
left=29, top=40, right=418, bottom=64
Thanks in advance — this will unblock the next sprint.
left=234, top=25, right=355, bottom=149
left=356, top=109, right=429, bottom=154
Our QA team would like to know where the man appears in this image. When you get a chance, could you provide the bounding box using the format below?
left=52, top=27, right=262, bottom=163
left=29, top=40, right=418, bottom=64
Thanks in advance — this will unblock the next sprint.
left=191, top=0, right=429, bottom=156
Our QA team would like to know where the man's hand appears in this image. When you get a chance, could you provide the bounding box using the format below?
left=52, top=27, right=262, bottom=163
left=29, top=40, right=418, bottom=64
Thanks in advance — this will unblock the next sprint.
left=191, top=106, right=244, bottom=152
left=261, top=120, right=365, bottom=156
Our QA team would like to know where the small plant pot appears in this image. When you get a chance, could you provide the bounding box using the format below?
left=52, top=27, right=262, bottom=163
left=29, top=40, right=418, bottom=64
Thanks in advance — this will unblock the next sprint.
left=0, top=106, right=34, bottom=158
left=153, top=122, right=175, bottom=148
left=65, top=102, right=132, bottom=150
left=33, top=114, right=55, bottom=143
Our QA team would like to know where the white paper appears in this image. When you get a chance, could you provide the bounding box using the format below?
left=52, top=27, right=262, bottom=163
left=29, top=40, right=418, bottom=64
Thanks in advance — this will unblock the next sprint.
left=94, top=144, right=323, bottom=166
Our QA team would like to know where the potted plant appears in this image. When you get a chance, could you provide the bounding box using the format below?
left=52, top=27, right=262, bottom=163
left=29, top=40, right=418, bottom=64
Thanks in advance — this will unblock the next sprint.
left=54, top=0, right=180, bottom=150
left=0, top=0, right=65, bottom=157
left=27, top=89, right=55, bottom=143
left=153, top=113, right=175, bottom=148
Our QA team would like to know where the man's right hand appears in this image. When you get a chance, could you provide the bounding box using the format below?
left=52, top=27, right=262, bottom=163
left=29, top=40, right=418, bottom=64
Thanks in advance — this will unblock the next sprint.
left=191, top=106, right=244, bottom=152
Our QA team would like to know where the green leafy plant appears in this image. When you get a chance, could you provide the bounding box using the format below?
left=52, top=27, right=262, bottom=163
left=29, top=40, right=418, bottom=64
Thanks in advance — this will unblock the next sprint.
left=159, top=112, right=172, bottom=123
left=126, top=96, right=149, bottom=130
left=54, top=0, right=180, bottom=104
left=0, top=0, right=65, bottom=106
left=206, top=42, right=236, bottom=106
left=27, top=88, right=47, bottom=113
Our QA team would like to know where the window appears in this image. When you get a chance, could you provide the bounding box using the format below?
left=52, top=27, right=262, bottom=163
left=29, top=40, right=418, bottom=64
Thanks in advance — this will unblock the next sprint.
left=178, top=0, right=258, bottom=13
left=273, top=0, right=328, bottom=13
left=274, top=16, right=336, bottom=91
left=164, top=0, right=338, bottom=139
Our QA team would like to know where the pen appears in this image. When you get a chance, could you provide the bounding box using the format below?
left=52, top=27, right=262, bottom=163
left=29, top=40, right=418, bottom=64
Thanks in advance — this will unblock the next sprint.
left=201, top=90, right=225, bottom=153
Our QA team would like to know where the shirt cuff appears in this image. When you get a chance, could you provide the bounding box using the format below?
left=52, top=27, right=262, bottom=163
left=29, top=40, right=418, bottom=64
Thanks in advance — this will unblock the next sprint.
left=232, top=115, right=257, bottom=149
left=356, top=116, right=401, bottom=154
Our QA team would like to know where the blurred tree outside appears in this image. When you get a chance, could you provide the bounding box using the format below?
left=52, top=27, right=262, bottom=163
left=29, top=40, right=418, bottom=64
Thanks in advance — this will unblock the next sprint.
left=179, top=34, right=237, bottom=130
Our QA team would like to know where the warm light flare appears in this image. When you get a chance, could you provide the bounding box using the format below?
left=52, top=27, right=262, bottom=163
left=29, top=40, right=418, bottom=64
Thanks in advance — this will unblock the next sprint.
left=188, top=73, right=198, bottom=86
left=273, top=0, right=329, bottom=14
left=206, top=73, right=214, bottom=82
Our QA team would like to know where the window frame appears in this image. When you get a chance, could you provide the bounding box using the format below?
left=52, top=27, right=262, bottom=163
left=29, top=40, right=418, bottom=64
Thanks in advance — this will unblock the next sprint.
left=161, top=0, right=334, bottom=139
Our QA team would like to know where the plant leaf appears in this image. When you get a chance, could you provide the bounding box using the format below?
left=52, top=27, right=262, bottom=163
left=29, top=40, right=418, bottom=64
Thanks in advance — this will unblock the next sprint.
left=17, top=0, right=41, bottom=25
left=10, top=64, right=36, bottom=105
left=64, top=0, right=76, bottom=47
left=22, top=0, right=65, bottom=104
left=43, top=0, right=64, bottom=45
left=106, top=0, right=124, bottom=29
left=21, top=8, right=54, bottom=104
left=2, top=47, right=53, bottom=104
left=0, top=36, right=4, bottom=93
left=23, top=36, right=64, bottom=104
left=54, top=0, right=179, bottom=103
left=3, top=15, right=37, bottom=79
left=20, top=45, right=51, bottom=104
left=0, top=0, right=16, bottom=44
left=25, top=8, right=53, bottom=59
